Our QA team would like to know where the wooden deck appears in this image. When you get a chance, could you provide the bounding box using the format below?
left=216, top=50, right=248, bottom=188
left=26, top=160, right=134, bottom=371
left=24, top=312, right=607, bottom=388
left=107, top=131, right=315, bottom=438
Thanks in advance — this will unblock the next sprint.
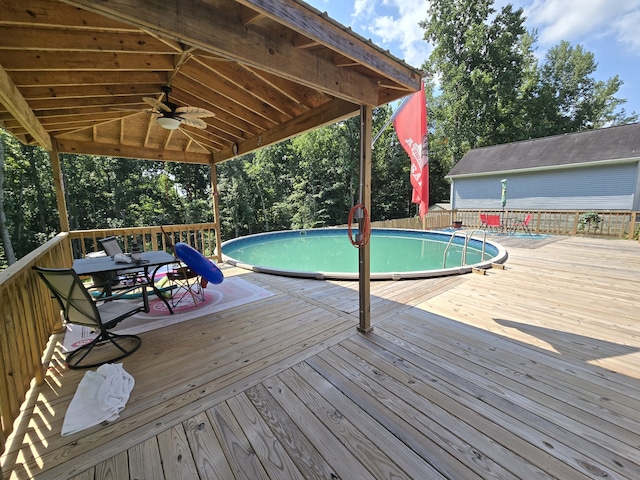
left=2, top=235, right=640, bottom=479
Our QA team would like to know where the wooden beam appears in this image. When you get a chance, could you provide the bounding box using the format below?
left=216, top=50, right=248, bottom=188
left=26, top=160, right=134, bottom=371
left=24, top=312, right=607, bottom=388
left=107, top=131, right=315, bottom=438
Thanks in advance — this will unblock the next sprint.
left=0, top=0, right=137, bottom=30
left=26, top=96, right=147, bottom=111
left=170, top=75, right=275, bottom=133
left=19, top=84, right=161, bottom=100
left=0, top=25, right=176, bottom=53
left=240, top=9, right=265, bottom=26
left=215, top=98, right=359, bottom=163
left=50, top=138, right=70, bottom=232
left=180, top=61, right=290, bottom=125
left=62, top=0, right=382, bottom=106
left=246, top=66, right=330, bottom=109
left=193, top=57, right=309, bottom=119
left=0, top=62, right=52, bottom=150
left=236, top=0, right=422, bottom=90
left=55, top=138, right=212, bottom=164
left=209, top=161, right=223, bottom=262
left=357, top=105, right=372, bottom=333
left=9, top=70, right=167, bottom=88
left=0, top=51, right=175, bottom=72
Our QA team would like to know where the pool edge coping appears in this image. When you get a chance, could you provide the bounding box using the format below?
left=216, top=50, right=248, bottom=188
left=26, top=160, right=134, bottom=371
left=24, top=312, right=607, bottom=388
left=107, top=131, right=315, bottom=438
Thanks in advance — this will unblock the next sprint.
left=221, top=228, right=508, bottom=281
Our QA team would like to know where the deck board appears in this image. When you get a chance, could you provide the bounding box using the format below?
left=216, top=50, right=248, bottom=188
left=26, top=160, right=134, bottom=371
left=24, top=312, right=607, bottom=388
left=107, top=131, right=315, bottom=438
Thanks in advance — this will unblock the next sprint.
left=3, top=235, right=640, bottom=479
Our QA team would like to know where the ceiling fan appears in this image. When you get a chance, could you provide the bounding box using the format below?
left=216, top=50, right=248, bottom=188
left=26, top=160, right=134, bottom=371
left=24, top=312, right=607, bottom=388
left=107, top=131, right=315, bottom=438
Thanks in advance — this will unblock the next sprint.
left=143, top=86, right=214, bottom=130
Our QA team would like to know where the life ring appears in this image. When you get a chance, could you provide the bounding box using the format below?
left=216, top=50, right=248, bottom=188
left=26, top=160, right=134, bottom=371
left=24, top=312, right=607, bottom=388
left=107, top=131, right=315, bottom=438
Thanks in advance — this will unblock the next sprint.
left=174, top=242, right=224, bottom=284
left=347, top=204, right=371, bottom=248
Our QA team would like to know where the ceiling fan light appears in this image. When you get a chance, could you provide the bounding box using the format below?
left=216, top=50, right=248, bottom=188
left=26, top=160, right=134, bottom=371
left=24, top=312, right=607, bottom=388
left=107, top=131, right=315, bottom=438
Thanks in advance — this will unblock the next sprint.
left=157, top=116, right=181, bottom=130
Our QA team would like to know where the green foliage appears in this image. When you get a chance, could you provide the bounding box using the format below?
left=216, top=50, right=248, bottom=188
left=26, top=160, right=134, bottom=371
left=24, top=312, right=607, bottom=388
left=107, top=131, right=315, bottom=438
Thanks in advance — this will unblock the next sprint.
left=0, top=129, right=217, bottom=266
left=578, top=211, right=602, bottom=232
left=3, top=3, right=638, bottom=266
left=421, top=0, right=531, bottom=162
left=0, top=131, right=58, bottom=261
left=214, top=108, right=419, bottom=240
left=421, top=0, right=637, bottom=166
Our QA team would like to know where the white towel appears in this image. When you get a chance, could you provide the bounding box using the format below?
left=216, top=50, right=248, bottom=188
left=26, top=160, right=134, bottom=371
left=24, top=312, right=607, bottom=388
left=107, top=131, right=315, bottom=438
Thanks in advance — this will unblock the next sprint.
left=61, top=363, right=135, bottom=436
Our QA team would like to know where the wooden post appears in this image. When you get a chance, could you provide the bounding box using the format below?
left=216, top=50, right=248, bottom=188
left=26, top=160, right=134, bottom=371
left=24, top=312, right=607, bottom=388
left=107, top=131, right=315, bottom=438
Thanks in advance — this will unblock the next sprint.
left=50, top=138, right=70, bottom=232
left=358, top=105, right=372, bottom=333
left=210, top=159, right=223, bottom=262
left=627, top=211, right=636, bottom=240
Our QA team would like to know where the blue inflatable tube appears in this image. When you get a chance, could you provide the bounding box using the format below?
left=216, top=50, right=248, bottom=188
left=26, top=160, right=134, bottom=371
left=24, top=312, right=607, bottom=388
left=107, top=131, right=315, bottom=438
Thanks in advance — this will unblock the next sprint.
left=174, top=242, right=224, bottom=284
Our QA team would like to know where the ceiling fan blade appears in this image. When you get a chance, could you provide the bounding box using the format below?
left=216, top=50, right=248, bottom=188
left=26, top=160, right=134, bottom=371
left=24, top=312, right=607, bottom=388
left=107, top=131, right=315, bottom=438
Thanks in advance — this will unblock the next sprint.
left=143, top=97, right=172, bottom=113
left=177, top=116, right=208, bottom=129
left=174, top=106, right=215, bottom=118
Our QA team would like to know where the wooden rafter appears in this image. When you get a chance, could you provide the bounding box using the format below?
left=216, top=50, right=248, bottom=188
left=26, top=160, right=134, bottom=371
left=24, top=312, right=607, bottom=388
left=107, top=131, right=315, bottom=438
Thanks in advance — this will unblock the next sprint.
left=63, top=0, right=382, bottom=105
left=0, top=62, right=52, bottom=150
left=0, top=0, right=420, bottom=161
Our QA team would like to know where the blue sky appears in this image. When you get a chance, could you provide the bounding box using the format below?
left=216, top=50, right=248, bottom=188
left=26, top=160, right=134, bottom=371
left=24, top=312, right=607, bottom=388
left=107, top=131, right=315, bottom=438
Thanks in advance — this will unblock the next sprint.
left=305, top=0, right=640, bottom=118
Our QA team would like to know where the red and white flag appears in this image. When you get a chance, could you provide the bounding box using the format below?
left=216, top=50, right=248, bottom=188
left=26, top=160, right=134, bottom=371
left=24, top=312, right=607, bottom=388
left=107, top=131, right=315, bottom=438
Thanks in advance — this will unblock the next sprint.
left=392, top=83, right=428, bottom=219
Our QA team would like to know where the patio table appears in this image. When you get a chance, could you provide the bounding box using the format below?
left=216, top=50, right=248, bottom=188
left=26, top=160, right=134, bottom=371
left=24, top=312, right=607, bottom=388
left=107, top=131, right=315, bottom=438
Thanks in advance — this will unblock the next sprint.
left=73, top=250, right=176, bottom=313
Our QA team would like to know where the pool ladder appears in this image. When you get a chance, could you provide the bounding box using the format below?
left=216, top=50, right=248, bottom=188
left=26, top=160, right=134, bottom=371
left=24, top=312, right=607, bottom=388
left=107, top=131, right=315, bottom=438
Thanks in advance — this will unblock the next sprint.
left=443, top=230, right=487, bottom=268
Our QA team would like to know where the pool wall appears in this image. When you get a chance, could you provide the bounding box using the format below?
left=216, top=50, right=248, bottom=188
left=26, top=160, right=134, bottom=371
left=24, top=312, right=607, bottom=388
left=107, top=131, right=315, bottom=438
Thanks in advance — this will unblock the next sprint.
left=221, top=228, right=508, bottom=280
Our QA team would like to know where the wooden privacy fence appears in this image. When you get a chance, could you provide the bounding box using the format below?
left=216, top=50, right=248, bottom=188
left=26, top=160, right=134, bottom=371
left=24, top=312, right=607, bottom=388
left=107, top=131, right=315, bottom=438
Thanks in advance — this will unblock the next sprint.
left=68, top=222, right=220, bottom=261
left=0, top=233, right=73, bottom=464
left=452, top=210, right=640, bottom=239
left=369, top=210, right=639, bottom=240
left=368, top=210, right=453, bottom=230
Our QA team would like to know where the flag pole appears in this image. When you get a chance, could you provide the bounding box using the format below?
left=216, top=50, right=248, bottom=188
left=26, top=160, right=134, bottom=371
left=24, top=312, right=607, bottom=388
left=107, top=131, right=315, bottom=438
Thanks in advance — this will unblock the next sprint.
left=373, top=73, right=430, bottom=149
left=371, top=115, right=394, bottom=147
left=371, top=92, right=415, bottom=148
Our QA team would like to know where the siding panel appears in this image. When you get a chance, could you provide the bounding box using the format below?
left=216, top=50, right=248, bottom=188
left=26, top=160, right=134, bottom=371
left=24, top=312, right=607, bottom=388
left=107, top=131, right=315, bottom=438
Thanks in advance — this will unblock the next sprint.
left=452, top=163, right=638, bottom=210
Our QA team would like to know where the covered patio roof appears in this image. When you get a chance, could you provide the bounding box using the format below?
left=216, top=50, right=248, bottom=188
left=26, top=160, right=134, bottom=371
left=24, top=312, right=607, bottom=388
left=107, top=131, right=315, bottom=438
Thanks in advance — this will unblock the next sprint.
left=0, top=0, right=422, bottom=165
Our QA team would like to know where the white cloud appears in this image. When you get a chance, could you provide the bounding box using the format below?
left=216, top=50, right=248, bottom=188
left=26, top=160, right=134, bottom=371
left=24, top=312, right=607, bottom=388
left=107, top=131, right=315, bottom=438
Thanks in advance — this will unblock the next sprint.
left=525, top=0, right=640, bottom=48
left=353, top=0, right=376, bottom=18
left=353, top=0, right=432, bottom=68
left=613, top=9, right=640, bottom=54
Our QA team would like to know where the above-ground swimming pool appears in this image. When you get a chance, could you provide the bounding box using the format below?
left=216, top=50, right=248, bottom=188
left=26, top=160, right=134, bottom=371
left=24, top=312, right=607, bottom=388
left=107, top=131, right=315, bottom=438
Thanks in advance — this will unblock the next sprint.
left=221, top=228, right=508, bottom=280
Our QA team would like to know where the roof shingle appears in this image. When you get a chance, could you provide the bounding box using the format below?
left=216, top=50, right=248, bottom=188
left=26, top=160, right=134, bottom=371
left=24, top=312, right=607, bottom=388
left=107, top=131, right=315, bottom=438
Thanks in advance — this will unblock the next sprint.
left=447, top=123, right=640, bottom=177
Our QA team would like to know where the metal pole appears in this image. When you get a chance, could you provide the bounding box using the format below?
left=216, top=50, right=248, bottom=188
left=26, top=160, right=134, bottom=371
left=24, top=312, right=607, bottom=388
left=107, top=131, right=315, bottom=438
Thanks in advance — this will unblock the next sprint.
left=371, top=115, right=394, bottom=148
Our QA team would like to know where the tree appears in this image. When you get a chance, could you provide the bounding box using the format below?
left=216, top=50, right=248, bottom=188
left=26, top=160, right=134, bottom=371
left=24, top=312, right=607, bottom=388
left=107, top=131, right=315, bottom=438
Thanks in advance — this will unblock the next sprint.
left=289, top=120, right=359, bottom=228
left=0, top=130, right=57, bottom=263
left=421, top=0, right=636, bottom=168
left=421, top=0, right=532, bottom=162
left=532, top=41, right=636, bottom=135
left=371, top=105, right=416, bottom=216
left=0, top=133, right=16, bottom=265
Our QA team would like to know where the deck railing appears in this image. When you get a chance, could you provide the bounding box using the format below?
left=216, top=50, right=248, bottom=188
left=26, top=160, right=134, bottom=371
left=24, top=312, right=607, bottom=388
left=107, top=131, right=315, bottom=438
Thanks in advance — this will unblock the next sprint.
left=67, top=222, right=220, bottom=261
left=0, top=233, right=73, bottom=461
left=1, top=211, right=638, bottom=466
left=451, top=210, right=639, bottom=239
left=369, top=209, right=639, bottom=240
left=0, top=223, right=220, bottom=467
left=368, top=210, right=453, bottom=230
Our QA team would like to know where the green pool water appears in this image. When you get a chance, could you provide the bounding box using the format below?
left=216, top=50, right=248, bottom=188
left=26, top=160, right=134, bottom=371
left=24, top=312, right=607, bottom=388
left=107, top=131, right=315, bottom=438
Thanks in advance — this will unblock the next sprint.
left=222, top=229, right=505, bottom=280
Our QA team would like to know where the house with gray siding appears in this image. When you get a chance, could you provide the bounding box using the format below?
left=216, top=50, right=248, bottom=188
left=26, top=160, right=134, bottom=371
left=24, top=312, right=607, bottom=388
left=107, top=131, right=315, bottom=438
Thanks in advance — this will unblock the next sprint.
left=446, top=123, right=640, bottom=211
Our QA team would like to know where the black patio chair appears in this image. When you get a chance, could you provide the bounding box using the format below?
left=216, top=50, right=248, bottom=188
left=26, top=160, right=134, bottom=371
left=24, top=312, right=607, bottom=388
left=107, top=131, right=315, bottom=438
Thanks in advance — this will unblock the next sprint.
left=93, top=236, right=147, bottom=295
left=159, top=226, right=206, bottom=308
left=33, top=266, right=148, bottom=369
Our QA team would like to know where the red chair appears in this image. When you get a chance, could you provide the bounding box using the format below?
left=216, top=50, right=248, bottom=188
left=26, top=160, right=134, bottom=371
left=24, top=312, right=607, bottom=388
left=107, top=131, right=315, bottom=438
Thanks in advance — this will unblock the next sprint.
left=486, top=214, right=502, bottom=232
left=511, top=214, right=533, bottom=235
left=480, top=213, right=489, bottom=228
